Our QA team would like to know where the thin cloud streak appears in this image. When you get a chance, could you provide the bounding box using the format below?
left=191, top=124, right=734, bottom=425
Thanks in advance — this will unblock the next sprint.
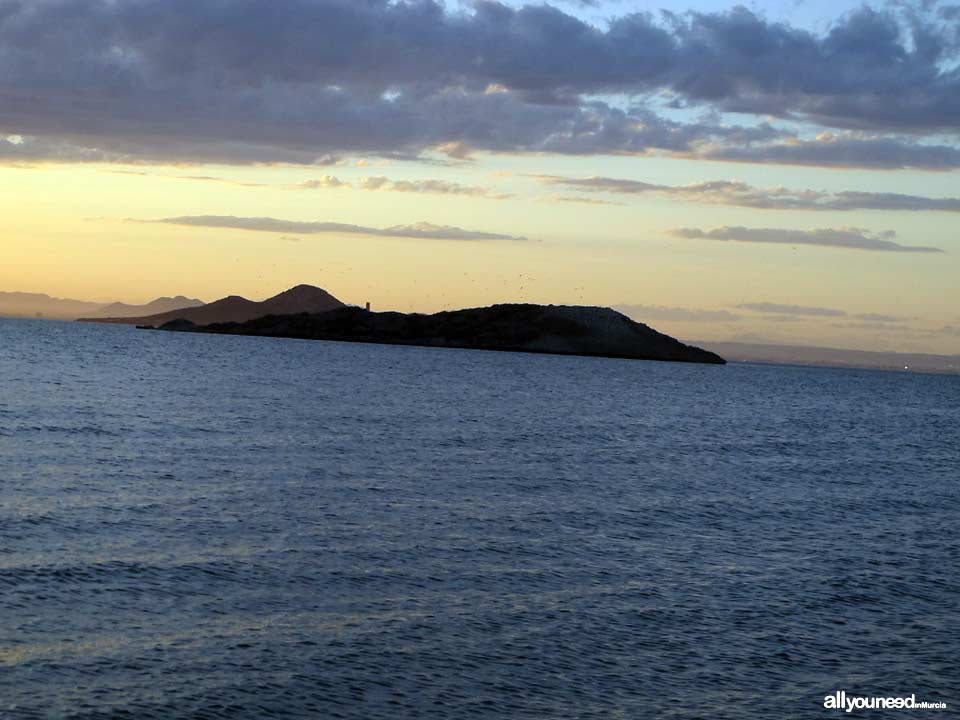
left=614, top=304, right=741, bottom=323
left=539, top=176, right=960, bottom=212
left=855, top=313, right=912, bottom=323
left=549, top=195, right=625, bottom=206
left=738, top=303, right=848, bottom=318
left=670, top=226, right=943, bottom=253
left=122, top=172, right=271, bottom=188
left=148, top=215, right=527, bottom=242
left=295, top=175, right=512, bottom=199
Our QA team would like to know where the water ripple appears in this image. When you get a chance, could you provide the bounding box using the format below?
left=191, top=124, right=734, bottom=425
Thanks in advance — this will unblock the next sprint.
left=0, top=318, right=957, bottom=719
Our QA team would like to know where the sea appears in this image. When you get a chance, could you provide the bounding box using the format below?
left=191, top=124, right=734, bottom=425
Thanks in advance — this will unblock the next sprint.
left=1, top=317, right=957, bottom=719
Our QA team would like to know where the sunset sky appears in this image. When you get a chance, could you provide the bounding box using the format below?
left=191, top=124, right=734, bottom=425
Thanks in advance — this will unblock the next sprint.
left=3, top=0, right=959, bottom=352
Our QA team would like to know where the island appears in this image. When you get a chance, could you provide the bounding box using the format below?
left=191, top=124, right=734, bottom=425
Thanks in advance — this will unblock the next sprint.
left=154, top=303, right=726, bottom=365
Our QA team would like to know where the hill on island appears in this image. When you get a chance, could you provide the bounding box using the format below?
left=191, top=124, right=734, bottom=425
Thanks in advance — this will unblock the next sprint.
left=159, top=303, right=725, bottom=365
left=80, top=296, right=204, bottom=319
left=83, top=284, right=345, bottom=326
left=0, top=291, right=203, bottom=320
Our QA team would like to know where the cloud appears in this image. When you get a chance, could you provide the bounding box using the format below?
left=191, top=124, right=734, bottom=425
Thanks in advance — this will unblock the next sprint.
left=698, top=133, right=960, bottom=171
left=832, top=320, right=916, bottom=331
left=670, top=226, right=943, bottom=253
left=0, top=2, right=957, bottom=167
left=614, top=304, right=741, bottom=322
left=294, top=174, right=512, bottom=198
left=539, top=176, right=663, bottom=194
left=824, top=192, right=960, bottom=212
left=738, top=302, right=848, bottom=318
left=664, top=7, right=960, bottom=134
left=537, top=175, right=960, bottom=211
left=550, top=195, right=624, bottom=206
left=149, top=215, right=526, bottom=241
left=173, top=175, right=266, bottom=187
left=854, top=313, right=912, bottom=323
left=369, top=177, right=512, bottom=199
left=110, top=172, right=272, bottom=188
left=0, top=135, right=129, bottom=164
left=296, top=175, right=351, bottom=189
left=109, top=169, right=514, bottom=198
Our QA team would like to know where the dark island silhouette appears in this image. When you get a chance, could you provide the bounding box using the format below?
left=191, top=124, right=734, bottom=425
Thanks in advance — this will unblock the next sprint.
left=151, top=291, right=725, bottom=364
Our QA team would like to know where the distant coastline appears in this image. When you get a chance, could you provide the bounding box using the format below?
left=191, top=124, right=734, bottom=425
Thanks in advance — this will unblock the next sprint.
left=0, top=291, right=202, bottom=321
left=696, top=341, right=960, bottom=376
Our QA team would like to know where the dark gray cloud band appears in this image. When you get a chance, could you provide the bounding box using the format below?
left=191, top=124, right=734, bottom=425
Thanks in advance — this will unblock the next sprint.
left=0, top=1, right=957, bottom=167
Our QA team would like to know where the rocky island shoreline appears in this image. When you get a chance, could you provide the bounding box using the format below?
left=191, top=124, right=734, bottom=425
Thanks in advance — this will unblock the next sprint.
left=153, top=303, right=726, bottom=365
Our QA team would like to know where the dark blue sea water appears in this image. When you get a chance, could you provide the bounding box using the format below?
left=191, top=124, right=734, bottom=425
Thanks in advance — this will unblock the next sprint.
left=1, top=317, right=957, bottom=719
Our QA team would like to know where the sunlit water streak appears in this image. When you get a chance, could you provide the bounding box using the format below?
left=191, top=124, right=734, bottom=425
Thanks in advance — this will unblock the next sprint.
left=1, top=318, right=957, bottom=719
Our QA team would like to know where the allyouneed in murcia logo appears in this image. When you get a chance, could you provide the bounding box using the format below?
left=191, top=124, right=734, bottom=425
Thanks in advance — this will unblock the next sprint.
left=824, top=690, right=948, bottom=712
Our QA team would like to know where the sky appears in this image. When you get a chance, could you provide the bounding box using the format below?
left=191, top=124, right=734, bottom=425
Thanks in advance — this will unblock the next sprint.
left=2, top=0, right=959, bottom=353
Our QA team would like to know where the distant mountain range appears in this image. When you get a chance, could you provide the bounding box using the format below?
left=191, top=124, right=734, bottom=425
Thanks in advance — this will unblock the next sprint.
left=82, top=296, right=205, bottom=319
left=81, top=284, right=345, bottom=326
left=0, top=291, right=203, bottom=320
